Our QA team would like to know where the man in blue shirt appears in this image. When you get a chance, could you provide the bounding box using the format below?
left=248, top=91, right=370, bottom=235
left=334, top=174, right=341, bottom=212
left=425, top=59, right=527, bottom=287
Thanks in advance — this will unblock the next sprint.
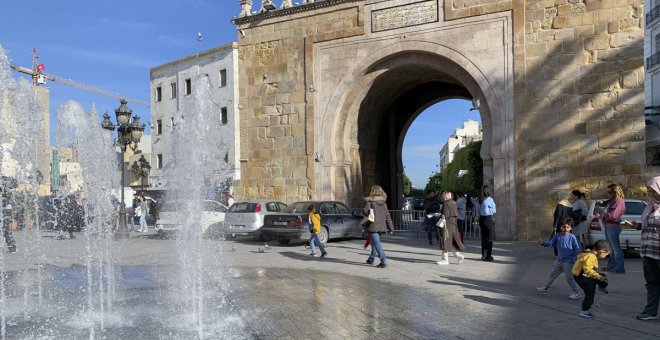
left=479, top=185, right=496, bottom=261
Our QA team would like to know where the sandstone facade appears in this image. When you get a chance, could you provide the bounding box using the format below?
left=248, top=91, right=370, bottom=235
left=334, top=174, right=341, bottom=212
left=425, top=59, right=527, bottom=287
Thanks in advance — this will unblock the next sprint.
left=233, top=0, right=649, bottom=240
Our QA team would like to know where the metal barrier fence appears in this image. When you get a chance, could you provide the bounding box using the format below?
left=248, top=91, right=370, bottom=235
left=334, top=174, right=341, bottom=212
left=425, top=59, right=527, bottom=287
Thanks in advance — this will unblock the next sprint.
left=385, top=209, right=481, bottom=240
left=352, top=208, right=482, bottom=240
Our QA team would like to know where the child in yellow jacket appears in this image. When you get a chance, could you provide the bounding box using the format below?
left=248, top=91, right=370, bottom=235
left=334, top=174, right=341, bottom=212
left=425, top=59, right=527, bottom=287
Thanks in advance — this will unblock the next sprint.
left=572, top=239, right=611, bottom=318
left=308, top=204, right=327, bottom=258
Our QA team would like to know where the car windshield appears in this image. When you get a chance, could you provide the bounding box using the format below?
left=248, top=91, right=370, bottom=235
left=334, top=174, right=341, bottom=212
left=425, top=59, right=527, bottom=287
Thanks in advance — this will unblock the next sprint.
left=229, top=202, right=255, bottom=213
left=284, top=202, right=314, bottom=213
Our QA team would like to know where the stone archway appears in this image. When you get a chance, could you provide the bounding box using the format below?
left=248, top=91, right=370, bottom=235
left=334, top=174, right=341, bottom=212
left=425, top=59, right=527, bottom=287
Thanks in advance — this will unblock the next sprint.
left=233, top=0, right=645, bottom=241
left=316, top=39, right=515, bottom=239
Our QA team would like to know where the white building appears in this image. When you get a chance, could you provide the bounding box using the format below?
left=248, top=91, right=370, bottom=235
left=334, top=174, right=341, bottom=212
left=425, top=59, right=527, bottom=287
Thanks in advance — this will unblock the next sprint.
left=149, top=43, right=239, bottom=195
left=439, top=120, right=482, bottom=170
left=646, top=0, right=660, bottom=164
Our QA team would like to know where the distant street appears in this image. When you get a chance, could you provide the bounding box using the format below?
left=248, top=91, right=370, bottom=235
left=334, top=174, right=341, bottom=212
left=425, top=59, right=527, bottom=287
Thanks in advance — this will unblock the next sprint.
left=2, top=230, right=660, bottom=339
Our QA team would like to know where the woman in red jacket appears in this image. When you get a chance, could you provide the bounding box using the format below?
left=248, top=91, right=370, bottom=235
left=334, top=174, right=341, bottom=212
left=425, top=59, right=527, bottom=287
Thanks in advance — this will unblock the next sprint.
left=596, top=183, right=626, bottom=273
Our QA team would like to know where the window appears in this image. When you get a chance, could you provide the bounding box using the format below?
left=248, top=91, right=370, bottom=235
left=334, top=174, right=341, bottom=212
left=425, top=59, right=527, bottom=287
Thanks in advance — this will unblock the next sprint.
left=219, top=69, right=227, bottom=87
left=170, top=82, right=177, bottom=99
left=221, top=107, right=228, bottom=125
left=185, top=78, right=192, bottom=95
left=224, top=152, right=229, bottom=163
left=157, top=154, right=163, bottom=169
left=156, top=119, right=162, bottom=135
left=656, top=34, right=660, bottom=53
left=170, top=117, right=174, bottom=132
left=335, top=203, right=351, bottom=214
left=156, top=86, right=162, bottom=102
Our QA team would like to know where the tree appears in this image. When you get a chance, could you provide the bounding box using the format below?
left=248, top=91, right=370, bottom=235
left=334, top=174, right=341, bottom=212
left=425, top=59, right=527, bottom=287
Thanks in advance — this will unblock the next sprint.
left=402, top=172, right=412, bottom=195
left=425, top=141, right=483, bottom=196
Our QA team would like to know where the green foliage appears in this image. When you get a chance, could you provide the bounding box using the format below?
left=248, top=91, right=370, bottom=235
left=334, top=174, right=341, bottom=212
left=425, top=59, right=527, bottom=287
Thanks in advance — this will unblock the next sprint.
left=425, top=141, right=483, bottom=196
left=402, top=172, right=412, bottom=195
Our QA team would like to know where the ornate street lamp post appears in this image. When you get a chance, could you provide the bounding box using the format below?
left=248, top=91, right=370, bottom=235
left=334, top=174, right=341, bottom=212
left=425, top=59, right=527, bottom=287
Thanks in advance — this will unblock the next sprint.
left=101, top=99, right=145, bottom=239
left=132, top=154, right=151, bottom=193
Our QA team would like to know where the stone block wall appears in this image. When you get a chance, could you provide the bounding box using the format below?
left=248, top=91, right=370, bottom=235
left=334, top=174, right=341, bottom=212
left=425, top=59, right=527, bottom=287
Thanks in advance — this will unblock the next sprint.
left=234, top=3, right=364, bottom=202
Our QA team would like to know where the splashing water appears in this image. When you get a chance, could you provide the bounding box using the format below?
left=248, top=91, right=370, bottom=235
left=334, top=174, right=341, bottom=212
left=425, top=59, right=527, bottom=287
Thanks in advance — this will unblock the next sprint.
left=0, top=45, right=243, bottom=339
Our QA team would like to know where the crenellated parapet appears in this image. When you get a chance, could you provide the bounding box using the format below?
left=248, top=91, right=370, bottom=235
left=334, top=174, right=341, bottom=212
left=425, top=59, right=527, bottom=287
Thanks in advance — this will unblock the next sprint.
left=233, top=0, right=360, bottom=24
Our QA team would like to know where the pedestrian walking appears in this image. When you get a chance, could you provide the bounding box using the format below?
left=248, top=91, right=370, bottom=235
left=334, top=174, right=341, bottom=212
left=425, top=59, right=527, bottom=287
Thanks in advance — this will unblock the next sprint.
left=570, top=189, right=589, bottom=249
left=423, top=189, right=441, bottom=246
left=137, top=195, right=149, bottom=233
left=632, top=176, right=660, bottom=321
left=307, top=204, right=327, bottom=258
left=536, top=218, right=582, bottom=300
left=437, top=191, right=465, bottom=265
left=572, top=239, right=611, bottom=318
left=595, top=183, right=626, bottom=273
left=129, top=193, right=139, bottom=231
left=478, top=185, right=496, bottom=261
left=456, top=192, right=467, bottom=241
left=363, top=184, right=394, bottom=268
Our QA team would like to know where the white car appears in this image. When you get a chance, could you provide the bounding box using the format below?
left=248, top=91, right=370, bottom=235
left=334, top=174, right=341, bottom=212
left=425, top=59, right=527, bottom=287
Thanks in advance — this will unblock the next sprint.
left=155, top=199, right=228, bottom=238
left=585, top=198, right=647, bottom=251
left=221, top=199, right=288, bottom=238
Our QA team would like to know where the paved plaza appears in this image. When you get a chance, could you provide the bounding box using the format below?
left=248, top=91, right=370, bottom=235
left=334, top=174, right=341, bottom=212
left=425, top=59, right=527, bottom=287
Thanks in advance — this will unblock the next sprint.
left=3, top=230, right=660, bottom=339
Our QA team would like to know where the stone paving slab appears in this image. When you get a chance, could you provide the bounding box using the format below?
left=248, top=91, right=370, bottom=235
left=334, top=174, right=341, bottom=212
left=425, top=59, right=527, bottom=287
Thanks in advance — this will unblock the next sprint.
left=2, top=230, right=660, bottom=339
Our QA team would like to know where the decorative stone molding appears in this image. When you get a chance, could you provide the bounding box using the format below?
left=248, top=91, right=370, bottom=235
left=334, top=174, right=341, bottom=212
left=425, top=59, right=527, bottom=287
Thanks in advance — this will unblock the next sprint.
left=232, top=0, right=361, bottom=25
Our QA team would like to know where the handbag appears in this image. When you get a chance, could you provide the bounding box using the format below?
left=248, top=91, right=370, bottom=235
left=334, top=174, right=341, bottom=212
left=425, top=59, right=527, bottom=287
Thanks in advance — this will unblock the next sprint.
left=436, top=216, right=446, bottom=229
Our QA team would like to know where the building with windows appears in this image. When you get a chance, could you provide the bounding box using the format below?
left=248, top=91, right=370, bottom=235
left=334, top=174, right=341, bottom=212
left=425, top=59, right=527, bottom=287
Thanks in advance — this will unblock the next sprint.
left=647, top=0, right=660, bottom=164
left=439, top=120, right=482, bottom=170
left=149, top=43, right=239, bottom=195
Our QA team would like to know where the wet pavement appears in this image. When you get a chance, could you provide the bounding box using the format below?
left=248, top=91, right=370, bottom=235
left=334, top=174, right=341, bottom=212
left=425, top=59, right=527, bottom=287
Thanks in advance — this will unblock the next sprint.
left=2, top=229, right=660, bottom=339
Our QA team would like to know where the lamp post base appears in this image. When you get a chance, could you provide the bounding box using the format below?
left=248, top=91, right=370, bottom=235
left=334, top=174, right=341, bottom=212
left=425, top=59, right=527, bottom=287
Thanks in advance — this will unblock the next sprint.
left=116, top=208, right=131, bottom=240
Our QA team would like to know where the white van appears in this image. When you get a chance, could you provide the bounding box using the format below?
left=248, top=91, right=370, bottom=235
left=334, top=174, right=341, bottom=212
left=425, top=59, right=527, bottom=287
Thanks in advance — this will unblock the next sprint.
left=584, top=198, right=647, bottom=251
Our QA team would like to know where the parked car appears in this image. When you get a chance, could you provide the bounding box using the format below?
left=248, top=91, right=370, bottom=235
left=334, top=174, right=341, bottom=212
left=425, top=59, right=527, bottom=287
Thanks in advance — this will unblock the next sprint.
left=261, top=201, right=364, bottom=245
left=584, top=198, right=647, bottom=251
left=155, top=199, right=228, bottom=238
left=221, top=199, right=287, bottom=238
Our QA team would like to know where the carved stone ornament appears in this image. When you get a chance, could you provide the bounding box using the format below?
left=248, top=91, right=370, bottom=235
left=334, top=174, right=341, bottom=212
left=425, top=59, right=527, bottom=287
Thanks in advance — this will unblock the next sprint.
left=239, top=0, right=252, bottom=16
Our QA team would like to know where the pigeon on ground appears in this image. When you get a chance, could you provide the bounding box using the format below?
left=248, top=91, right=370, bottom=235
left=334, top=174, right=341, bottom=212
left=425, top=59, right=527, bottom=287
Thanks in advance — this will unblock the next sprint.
left=258, top=247, right=265, bottom=253
left=264, top=243, right=271, bottom=250
left=231, top=245, right=236, bottom=252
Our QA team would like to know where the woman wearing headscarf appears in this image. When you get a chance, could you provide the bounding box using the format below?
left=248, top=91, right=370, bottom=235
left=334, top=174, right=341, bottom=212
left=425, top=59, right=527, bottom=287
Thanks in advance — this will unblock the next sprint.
left=436, top=191, right=465, bottom=265
left=570, top=190, right=589, bottom=249
left=596, top=183, right=626, bottom=273
left=632, top=177, right=660, bottom=320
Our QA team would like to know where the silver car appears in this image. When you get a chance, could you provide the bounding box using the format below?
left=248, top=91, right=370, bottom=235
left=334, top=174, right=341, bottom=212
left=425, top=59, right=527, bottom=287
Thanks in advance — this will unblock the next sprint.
left=155, top=199, right=228, bottom=238
left=585, top=198, right=647, bottom=251
left=221, top=199, right=287, bottom=238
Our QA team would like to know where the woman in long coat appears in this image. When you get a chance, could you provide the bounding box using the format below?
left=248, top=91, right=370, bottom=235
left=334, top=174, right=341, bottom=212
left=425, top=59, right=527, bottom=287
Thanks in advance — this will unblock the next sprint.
left=437, top=191, right=465, bottom=265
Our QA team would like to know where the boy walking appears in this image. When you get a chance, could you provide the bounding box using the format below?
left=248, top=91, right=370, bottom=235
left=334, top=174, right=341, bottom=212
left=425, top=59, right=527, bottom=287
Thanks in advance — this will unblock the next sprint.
left=308, top=204, right=327, bottom=258
left=536, top=219, right=582, bottom=300
left=572, top=239, right=611, bottom=318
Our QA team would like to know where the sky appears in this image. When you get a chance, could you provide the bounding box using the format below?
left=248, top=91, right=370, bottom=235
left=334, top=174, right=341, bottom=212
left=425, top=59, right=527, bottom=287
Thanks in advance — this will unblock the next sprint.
left=0, top=0, right=480, bottom=190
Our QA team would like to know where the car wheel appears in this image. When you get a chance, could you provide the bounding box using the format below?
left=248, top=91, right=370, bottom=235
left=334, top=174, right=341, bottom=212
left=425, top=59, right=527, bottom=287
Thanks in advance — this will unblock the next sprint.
left=319, top=227, right=329, bottom=244
left=277, top=239, right=290, bottom=245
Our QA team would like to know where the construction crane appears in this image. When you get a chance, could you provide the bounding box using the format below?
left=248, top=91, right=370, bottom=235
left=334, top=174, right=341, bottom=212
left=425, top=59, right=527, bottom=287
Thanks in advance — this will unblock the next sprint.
left=9, top=48, right=150, bottom=108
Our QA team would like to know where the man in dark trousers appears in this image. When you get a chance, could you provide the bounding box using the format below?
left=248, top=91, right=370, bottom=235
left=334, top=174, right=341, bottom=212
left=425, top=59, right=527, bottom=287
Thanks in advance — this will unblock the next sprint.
left=423, top=190, right=442, bottom=246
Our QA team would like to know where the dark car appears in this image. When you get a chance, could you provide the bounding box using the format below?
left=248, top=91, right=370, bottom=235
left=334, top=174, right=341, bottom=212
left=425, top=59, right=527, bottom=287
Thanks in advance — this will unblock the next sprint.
left=261, top=201, right=364, bottom=245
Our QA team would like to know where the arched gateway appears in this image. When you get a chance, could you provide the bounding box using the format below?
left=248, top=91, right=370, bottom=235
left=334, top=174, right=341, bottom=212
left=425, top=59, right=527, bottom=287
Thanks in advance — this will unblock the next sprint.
left=233, top=0, right=645, bottom=240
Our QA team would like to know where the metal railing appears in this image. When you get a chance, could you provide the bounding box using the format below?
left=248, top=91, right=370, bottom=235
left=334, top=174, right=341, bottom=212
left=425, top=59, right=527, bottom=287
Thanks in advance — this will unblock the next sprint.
left=647, top=5, right=660, bottom=27
left=648, top=51, right=660, bottom=70
left=386, top=209, right=481, bottom=240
